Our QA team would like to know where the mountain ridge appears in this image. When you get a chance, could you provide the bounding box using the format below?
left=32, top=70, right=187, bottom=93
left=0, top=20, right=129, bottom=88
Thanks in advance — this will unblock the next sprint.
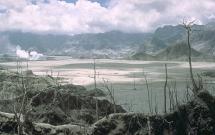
left=0, top=22, right=215, bottom=59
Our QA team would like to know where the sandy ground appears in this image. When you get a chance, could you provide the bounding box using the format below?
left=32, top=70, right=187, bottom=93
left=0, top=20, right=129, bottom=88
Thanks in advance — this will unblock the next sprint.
left=1, top=57, right=215, bottom=112
left=1, top=58, right=215, bottom=86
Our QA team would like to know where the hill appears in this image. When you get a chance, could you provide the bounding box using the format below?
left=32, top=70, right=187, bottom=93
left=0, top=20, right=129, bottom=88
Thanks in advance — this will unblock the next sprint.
left=130, top=52, right=156, bottom=60
left=147, top=23, right=215, bottom=56
left=155, top=42, right=203, bottom=61
left=131, top=42, right=215, bottom=61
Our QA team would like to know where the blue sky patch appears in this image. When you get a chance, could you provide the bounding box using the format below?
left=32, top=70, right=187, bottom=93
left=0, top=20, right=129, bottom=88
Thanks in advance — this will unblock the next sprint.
left=64, top=0, right=109, bottom=7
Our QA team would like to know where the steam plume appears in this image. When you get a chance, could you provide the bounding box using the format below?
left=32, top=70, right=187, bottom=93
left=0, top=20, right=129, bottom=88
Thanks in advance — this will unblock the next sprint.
left=16, top=46, right=43, bottom=60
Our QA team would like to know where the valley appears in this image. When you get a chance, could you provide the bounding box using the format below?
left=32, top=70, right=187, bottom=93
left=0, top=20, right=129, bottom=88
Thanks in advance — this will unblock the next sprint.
left=1, top=57, right=215, bottom=113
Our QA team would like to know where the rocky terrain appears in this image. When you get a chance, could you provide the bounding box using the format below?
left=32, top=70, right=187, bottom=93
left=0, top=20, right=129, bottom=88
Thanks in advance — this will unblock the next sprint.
left=0, top=87, right=215, bottom=135
left=0, top=69, right=125, bottom=134
left=0, top=67, right=214, bottom=134
left=91, top=90, right=215, bottom=135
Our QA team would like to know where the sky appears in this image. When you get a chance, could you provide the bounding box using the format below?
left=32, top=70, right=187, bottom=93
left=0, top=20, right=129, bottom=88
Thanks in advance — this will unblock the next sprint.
left=0, top=0, right=215, bottom=35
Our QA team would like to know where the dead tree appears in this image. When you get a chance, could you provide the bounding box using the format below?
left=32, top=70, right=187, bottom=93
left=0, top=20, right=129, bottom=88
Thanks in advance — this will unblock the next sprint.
left=93, top=58, right=97, bottom=89
left=143, top=72, right=152, bottom=114
left=164, top=64, right=168, bottom=114
left=173, top=80, right=179, bottom=107
left=103, top=79, right=116, bottom=113
left=13, top=60, right=33, bottom=135
left=133, top=73, right=137, bottom=90
left=182, top=20, right=199, bottom=94
left=93, top=58, right=99, bottom=121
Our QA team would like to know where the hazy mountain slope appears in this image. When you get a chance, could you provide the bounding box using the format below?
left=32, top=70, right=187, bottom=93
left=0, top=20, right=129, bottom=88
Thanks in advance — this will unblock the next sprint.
left=191, top=27, right=215, bottom=55
left=155, top=42, right=204, bottom=60
left=133, top=22, right=215, bottom=60
left=130, top=52, right=156, bottom=60
left=151, top=25, right=185, bottom=47
left=131, top=43, right=206, bottom=61
left=3, top=31, right=72, bottom=52
left=69, top=31, right=151, bottom=49
left=0, top=22, right=215, bottom=59
left=149, top=23, right=215, bottom=56
left=1, top=31, right=151, bottom=51
left=0, top=31, right=152, bottom=58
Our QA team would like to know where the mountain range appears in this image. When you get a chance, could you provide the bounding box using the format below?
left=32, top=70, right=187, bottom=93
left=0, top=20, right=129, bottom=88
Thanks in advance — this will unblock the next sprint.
left=0, top=22, right=215, bottom=60
left=131, top=42, right=214, bottom=61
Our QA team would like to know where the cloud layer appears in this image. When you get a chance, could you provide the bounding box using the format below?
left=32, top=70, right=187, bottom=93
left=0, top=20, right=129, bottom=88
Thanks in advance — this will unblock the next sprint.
left=0, top=0, right=215, bottom=34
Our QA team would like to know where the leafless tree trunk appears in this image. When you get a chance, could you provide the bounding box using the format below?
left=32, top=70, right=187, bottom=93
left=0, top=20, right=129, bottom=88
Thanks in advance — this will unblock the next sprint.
left=143, top=73, right=152, bottom=114
left=133, top=73, right=136, bottom=90
left=147, top=116, right=152, bottom=135
left=93, top=58, right=97, bottom=89
left=168, top=85, right=172, bottom=112
left=13, top=58, right=33, bottom=135
left=93, top=58, right=99, bottom=121
left=26, top=59, right=29, bottom=71
left=13, top=64, right=24, bottom=134
left=173, top=81, right=179, bottom=108
left=154, top=94, right=158, bottom=115
left=182, top=20, right=198, bottom=94
left=103, top=79, right=116, bottom=113
left=164, top=64, right=168, bottom=114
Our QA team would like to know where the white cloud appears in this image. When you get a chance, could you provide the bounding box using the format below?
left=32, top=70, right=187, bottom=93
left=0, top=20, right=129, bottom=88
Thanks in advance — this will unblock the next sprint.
left=0, top=0, right=214, bottom=34
left=0, top=0, right=28, bottom=9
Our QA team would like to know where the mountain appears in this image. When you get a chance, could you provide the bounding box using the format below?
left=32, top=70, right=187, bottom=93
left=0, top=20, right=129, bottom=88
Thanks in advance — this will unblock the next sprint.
left=132, top=22, right=215, bottom=60
left=190, top=24, right=215, bottom=56
left=130, top=52, right=156, bottom=60
left=147, top=23, right=215, bottom=56
left=155, top=42, right=203, bottom=61
left=0, top=22, right=215, bottom=59
left=131, top=42, right=214, bottom=61
left=0, top=31, right=151, bottom=58
left=150, top=25, right=185, bottom=48
left=68, top=31, right=151, bottom=50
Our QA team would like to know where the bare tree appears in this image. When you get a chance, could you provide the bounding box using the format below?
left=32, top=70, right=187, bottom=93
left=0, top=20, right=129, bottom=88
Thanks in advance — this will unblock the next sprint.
left=143, top=72, right=152, bottom=114
left=164, top=64, right=168, bottom=114
left=133, top=73, right=137, bottom=90
left=93, top=58, right=97, bottom=89
left=103, top=79, right=116, bottom=113
left=93, top=58, right=99, bottom=121
left=182, top=19, right=199, bottom=94
left=147, top=116, right=152, bottom=135
left=13, top=59, right=33, bottom=135
left=173, top=80, right=179, bottom=107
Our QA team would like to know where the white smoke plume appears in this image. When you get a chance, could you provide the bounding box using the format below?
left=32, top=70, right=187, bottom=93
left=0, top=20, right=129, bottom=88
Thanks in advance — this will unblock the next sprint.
left=16, top=46, right=29, bottom=59
left=29, top=51, right=43, bottom=60
left=16, top=46, right=43, bottom=60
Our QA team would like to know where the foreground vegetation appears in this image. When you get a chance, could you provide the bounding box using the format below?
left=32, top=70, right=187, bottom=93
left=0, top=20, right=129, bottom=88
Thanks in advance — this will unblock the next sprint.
left=0, top=67, right=125, bottom=134
left=0, top=62, right=214, bottom=135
